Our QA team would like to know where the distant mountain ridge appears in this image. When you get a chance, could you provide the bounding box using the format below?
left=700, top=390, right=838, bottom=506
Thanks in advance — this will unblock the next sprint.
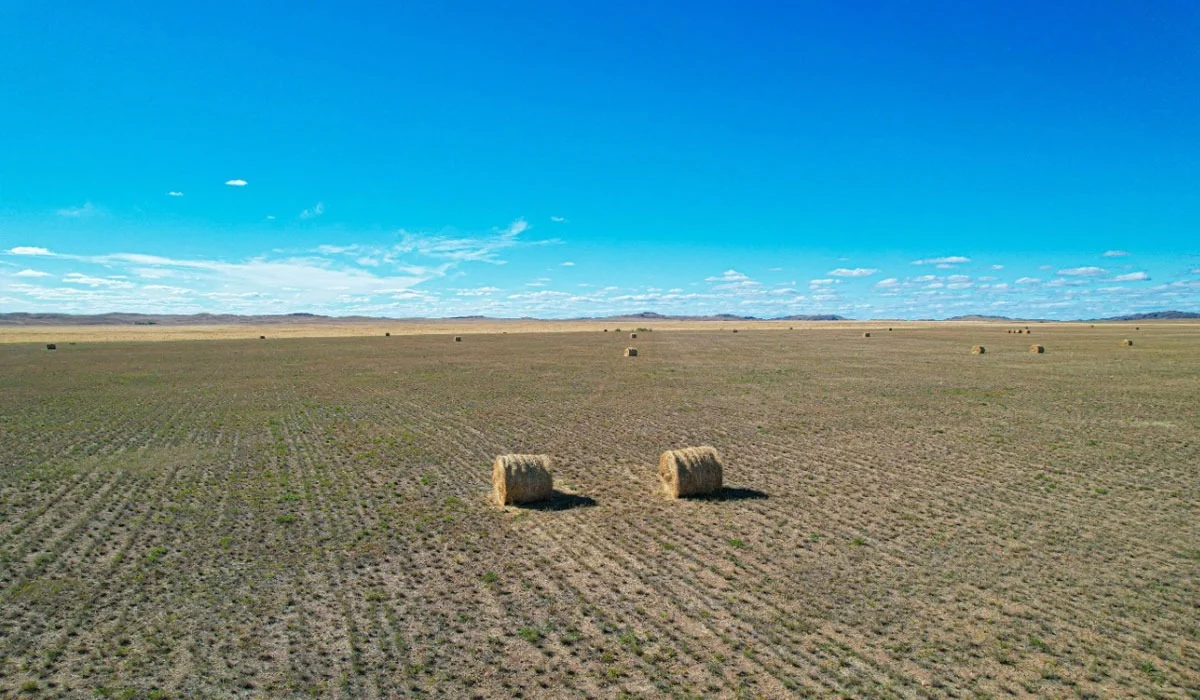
left=0, top=310, right=1195, bottom=326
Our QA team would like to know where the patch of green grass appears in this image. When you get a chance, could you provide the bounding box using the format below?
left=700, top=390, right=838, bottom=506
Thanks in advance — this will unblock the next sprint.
left=145, top=546, right=167, bottom=564
left=482, top=571, right=498, bottom=585
left=517, top=627, right=542, bottom=643
left=726, top=538, right=745, bottom=549
left=275, top=513, right=297, bottom=524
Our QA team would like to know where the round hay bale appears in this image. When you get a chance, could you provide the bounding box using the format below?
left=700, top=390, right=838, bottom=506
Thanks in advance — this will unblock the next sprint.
left=971, top=345, right=985, bottom=354
left=492, top=454, right=553, bottom=506
left=603, top=329, right=608, bottom=332
left=46, top=343, right=56, bottom=350
left=732, top=329, right=738, bottom=333
left=385, top=332, right=391, bottom=337
left=630, top=333, right=637, bottom=339
left=259, top=335, right=266, bottom=340
left=1030, top=344, right=1045, bottom=354
left=1135, top=326, right=1140, bottom=330
left=1017, top=329, right=1024, bottom=334
left=1121, top=338, right=1133, bottom=346
left=454, top=336, right=462, bottom=342
left=1026, top=330, right=1032, bottom=336
left=863, top=332, right=871, bottom=338
left=888, top=327, right=893, bottom=331
left=624, top=347, right=638, bottom=357
left=659, top=446, right=723, bottom=498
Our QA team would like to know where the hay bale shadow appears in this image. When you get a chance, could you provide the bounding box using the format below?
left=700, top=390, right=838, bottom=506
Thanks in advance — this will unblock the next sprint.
left=520, top=491, right=597, bottom=511
left=689, top=487, right=768, bottom=502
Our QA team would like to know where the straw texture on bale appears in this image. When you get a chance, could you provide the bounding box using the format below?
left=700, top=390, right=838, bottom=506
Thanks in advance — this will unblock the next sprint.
left=1030, top=344, right=1045, bottom=354
left=659, top=446, right=724, bottom=498
left=624, top=347, right=638, bottom=357
left=971, top=345, right=985, bottom=354
left=1122, top=339, right=1133, bottom=346
left=492, top=454, right=553, bottom=505
left=46, top=344, right=56, bottom=350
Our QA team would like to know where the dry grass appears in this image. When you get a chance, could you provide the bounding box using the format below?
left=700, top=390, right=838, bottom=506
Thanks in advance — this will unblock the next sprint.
left=0, top=322, right=1196, bottom=697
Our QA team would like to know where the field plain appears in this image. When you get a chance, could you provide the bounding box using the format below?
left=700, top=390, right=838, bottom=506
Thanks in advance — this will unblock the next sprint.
left=0, top=323, right=1197, bottom=697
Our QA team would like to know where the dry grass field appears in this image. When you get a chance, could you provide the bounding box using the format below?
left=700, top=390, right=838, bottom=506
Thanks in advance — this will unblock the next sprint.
left=1, top=324, right=1197, bottom=698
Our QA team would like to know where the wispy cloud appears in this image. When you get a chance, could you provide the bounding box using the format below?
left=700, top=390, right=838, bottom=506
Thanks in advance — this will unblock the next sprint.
left=1015, top=277, right=1041, bottom=284
left=828, top=268, right=877, bottom=277
left=912, top=256, right=970, bottom=265
left=561, top=261, right=575, bottom=266
left=875, top=278, right=899, bottom=288
left=550, top=216, right=567, bottom=223
left=6, top=247, right=53, bottom=256
left=57, top=202, right=98, bottom=218
left=167, top=191, right=184, bottom=197
left=14, top=269, right=51, bottom=278
left=1058, top=266, right=1106, bottom=276
left=1111, top=271, right=1149, bottom=282
left=300, top=202, right=325, bottom=219
left=225, top=179, right=248, bottom=187
left=1102, top=250, right=1129, bottom=257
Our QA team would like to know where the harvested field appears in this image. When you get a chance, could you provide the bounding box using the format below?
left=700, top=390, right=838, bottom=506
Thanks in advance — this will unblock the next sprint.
left=0, top=323, right=1197, bottom=697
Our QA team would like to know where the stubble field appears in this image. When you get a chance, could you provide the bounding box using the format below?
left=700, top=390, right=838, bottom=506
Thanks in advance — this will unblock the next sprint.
left=0, top=324, right=1197, bottom=698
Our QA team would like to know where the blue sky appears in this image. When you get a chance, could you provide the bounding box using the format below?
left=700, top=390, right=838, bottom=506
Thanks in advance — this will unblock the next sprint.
left=2, top=1, right=1197, bottom=319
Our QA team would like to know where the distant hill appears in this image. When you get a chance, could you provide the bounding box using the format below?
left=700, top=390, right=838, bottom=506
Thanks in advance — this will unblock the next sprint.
left=1090, top=311, right=1199, bottom=321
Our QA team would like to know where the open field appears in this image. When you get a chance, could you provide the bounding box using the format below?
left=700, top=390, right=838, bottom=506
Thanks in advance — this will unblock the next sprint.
left=1, top=324, right=1197, bottom=697
left=4, top=319, right=1195, bottom=345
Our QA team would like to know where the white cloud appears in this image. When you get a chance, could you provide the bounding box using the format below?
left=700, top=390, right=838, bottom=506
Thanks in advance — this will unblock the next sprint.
left=1015, top=277, right=1041, bottom=284
left=550, top=216, right=567, bottom=223
left=1111, top=271, right=1149, bottom=282
left=393, top=218, right=534, bottom=264
left=1058, top=266, right=1106, bottom=277
left=875, top=278, right=899, bottom=288
left=62, top=273, right=135, bottom=289
left=225, top=179, right=248, bottom=187
left=1102, top=250, right=1129, bottom=257
left=706, top=269, right=750, bottom=283
left=265, top=215, right=276, bottom=220
left=14, top=269, right=51, bottom=278
left=300, top=202, right=325, bottom=219
left=7, top=247, right=53, bottom=256
left=828, top=268, right=877, bottom=277
left=561, top=261, right=575, bottom=267
left=912, top=256, right=970, bottom=265
left=167, top=191, right=184, bottom=197
left=57, top=202, right=97, bottom=218
left=990, top=264, right=1004, bottom=270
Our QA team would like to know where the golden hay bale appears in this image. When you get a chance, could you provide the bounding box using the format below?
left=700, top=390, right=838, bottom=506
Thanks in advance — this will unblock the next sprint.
left=1135, top=326, right=1140, bottom=330
left=1122, top=338, right=1133, bottom=346
left=1016, top=329, right=1024, bottom=334
left=624, top=347, right=638, bottom=357
left=659, top=446, right=723, bottom=498
left=454, top=336, right=462, bottom=342
left=385, top=332, right=390, bottom=336
left=732, top=329, right=738, bottom=333
left=46, top=344, right=56, bottom=350
left=630, top=333, right=637, bottom=339
left=492, top=454, right=553, bottom=505
left=863, top=332, right=871, bottom=338
left=259, top=335, right=266, bottom=340
left=971, top=345, right=985, bottom=354
left=1030, top=344, right=1045, bottom=354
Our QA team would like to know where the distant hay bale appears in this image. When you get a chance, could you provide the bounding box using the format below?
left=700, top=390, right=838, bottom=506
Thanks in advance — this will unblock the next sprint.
left=603, top=329, right=608, bottom=332
left=888, top=327, right=893, bottom=331
left=492, top=454, right=553, bottom=505
left=1030, top=344, right=1045, bottom=354
left=863, top=332, right=871, bottom=338
left=385, top=332, right=390, bottom=336
left=46, top=343, right=56, bottom=350
left=630, top=333, right=637, bottom=339
left=1016, top=329, right=1024, bottom=334
left=455, top=336, right=462, bottom=342
left=259, top=335, right=266, bottom=340
left=1135, top=326, right=1140, bottom=330
left=971, top=345, right=985, bottom=354
left=732, top=329, right=738, bottom=333
left=660, top=446, right=723, bottom=498
left=624, top=347, right=638, bottom=357
left=1122, top=338, right=1133, bottom=346
left=1026, top=330, right=1032, bottom=336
